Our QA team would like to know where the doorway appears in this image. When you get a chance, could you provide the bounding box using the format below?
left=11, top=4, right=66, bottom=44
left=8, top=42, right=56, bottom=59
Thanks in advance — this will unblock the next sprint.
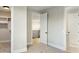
left=32, top=11, right=40, bottom=46
left=31, top=12, right=48, bottom=47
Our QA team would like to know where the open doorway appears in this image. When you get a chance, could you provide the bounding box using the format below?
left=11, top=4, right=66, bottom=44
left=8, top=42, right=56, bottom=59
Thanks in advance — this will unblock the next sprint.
left=32, top=12, right=48, bottom=46
left=32, top=11, right=41, bottom=46
left=0, top=6, right=11, bottom=53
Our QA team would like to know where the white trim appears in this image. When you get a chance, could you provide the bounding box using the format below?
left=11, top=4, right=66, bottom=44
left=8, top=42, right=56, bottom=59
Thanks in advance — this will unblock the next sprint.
left=11, top=48, right=27, bottom=53
left=0, top=40, right=10, bottom=43
left=48, top=42, right=66, bottom=51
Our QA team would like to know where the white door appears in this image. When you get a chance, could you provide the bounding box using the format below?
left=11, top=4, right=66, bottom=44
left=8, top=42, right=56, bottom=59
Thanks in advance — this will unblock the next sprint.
left=40, top=13, right=47, bottom=44
left=67, top=12, right=79, bottom=48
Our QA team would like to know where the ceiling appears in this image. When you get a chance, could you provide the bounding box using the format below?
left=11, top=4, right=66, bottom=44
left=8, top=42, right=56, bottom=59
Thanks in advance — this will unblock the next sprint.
left=28, top=6, right=52, bottom=11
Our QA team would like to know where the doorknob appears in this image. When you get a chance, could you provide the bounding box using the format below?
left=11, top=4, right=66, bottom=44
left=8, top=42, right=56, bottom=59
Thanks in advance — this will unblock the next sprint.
left=66, top=32, right=70, bottom=34
left=66, top=32, right=70, bottom=36
left=45, top=32, right=47, bottom=34
left=68, top=32, right=70, bottom=33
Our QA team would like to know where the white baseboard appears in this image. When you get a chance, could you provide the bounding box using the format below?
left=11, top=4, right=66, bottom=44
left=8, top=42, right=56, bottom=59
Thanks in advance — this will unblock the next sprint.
left=0, top=40, right=10, bottom=43
left=48, top=42, right=66, bottom=51
left=11, top=48, right=27, bottom=53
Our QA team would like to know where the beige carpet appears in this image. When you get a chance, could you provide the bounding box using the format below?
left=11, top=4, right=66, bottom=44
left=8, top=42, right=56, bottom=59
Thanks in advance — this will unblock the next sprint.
left=27, top=38, right=65, bottom=53
left=0, top=42, right=11, bottom=53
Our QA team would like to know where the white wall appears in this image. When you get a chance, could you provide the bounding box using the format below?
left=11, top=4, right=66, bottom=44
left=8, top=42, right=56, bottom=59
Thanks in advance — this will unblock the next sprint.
left=27, top=8, right=32, bottom=45
left=46, top=7, right=66, bottom=50
left=11, top=6, right=27, bottom=52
